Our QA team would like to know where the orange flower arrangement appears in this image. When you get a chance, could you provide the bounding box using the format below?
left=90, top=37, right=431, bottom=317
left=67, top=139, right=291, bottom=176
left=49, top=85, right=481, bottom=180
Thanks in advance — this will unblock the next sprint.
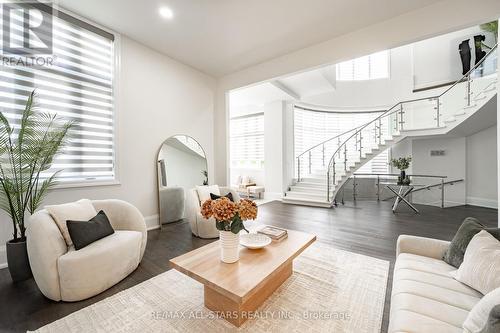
left=238, top=199, right=258, bottom=220
left=211, top=197, right=237, bottom=221
left=200, top=196, right=258, bottom=234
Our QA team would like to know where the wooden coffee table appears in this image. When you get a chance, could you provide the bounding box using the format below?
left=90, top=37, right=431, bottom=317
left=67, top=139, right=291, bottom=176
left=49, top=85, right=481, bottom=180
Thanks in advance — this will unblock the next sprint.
left=170, top=228, right=316, bottom=327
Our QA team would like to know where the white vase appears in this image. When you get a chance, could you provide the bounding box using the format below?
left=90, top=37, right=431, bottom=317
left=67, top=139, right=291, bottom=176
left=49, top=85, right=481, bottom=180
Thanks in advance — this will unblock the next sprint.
left=219, top=231, right=239, bottom=263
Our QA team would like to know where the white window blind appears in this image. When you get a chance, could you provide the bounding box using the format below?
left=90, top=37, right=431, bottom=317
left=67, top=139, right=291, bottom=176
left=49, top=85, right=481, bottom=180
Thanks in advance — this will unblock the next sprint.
left=230, top=113, right=264, bottom=169
left=336, top=50, right=389, bottom=81
left=1, top=4, right=116, bottom=183
left=357, top=149, right=390, bottom=174
left=294, top=108, right=389, bottom=174
left=294, top=109, right=382, bottom=157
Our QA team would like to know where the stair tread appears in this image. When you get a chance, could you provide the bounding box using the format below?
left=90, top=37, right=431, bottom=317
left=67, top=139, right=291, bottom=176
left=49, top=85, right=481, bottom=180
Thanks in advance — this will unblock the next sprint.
left=282, top=197, right=332, bottom=207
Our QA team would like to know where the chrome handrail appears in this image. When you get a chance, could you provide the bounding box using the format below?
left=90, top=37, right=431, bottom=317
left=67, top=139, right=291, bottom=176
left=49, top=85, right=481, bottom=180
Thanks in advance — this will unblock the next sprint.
left=324, top=43, right=498, bottom=202
left=296, top=125, right=362, bottom=159
left=438, top=44, right=498, bottom=98
left=352, top=173, right=448, bottom=179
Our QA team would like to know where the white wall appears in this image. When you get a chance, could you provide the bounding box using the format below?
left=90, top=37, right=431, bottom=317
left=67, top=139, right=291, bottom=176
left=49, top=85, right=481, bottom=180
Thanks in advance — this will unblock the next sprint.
left=0, top=36, right=216, bottom=267
left=264, top=101, right=286, bottom=199
left=411, top=137, right=467, bottom=207
left=214, top=0, right=500, bottom=185
left=413, top=26, right=496, bottom=89
left=304, top=46, right=414, bottom=108
left=466, top=125, right=498, bottom=208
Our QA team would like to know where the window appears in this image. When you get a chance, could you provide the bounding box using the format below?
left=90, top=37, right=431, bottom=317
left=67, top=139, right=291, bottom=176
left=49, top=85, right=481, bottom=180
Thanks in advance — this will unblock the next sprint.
left=294, top=108, right=389, bottom=174
left=357, top=149, right=390, bottom=174
left=336, top=50, right=389, bottom=81
left=230, top=113, right=264, bottom=169
left=1, top=4, right=116, bottom=184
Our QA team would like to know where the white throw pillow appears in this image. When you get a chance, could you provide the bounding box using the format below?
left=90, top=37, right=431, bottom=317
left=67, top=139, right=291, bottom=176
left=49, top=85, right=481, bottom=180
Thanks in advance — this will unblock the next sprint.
left=45, top=199, right=97, bottom=247
left=463, top=288, right=500, bottom=333
left=454, top=230, right=500, bottom=295
left=196, top=185, right=220, bottom=203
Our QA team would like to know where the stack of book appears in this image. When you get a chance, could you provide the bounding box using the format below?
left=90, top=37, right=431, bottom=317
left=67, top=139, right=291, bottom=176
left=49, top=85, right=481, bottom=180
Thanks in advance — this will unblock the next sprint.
left=257, top=226, right=288, bottom=241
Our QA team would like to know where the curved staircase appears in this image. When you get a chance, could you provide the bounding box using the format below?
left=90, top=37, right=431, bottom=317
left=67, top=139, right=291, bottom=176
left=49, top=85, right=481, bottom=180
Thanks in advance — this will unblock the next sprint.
left=283, top=44, right=498, bottom=207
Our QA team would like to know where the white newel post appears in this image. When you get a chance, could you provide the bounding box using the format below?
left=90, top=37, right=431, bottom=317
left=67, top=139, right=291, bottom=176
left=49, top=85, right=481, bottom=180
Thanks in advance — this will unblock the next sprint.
left=219, top=231, right=239, bottom=263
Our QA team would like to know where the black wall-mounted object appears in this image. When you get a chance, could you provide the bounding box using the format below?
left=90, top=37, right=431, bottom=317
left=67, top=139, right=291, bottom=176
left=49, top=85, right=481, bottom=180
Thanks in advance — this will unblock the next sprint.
left=474, top=34, right=487, bottom=65
left=458, top=40, right=471, bottom=75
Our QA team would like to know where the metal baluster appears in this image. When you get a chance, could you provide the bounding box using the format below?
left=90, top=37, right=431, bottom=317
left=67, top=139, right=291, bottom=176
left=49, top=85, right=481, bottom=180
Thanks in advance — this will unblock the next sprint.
left=378, top=118, right=382, bottom=144
left=435, top=97, right=440, bottom=128
left=466, top=74, right=471, bottom=107
left=332, top=161, right=336, bottom=188
left=377, top=175, right=380, bottom=201
left=297, top=157, right=301, bottom=182
left=308, top=151, right=312, bottom=174
left=353, top=175, right=357, bottom=201
left=441, top=178, right=445, bottom=208
left=399, top=104, right=405, bottom=131
left=322, top=144, right=325, bottom=167
left=327, top=168, right=330, bottom=201
left=344, top=146, right=347, bottom=172
left=359, top=132, right=362, bottom=159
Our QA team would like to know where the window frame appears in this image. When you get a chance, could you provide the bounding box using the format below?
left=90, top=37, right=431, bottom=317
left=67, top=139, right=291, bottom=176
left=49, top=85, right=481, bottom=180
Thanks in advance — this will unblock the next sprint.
left=229, top=112, right=265, bottom=171
left=45, top=6, right=121, bottom=189
left=335, top=50, right=391, bottom=82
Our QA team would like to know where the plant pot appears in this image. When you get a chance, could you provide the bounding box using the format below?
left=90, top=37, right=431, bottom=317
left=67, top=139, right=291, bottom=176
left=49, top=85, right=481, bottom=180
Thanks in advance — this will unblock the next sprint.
left=398, top=170, right=406, bottom=185
left=6, top=239, right=32, bottom=282
left=219, top=231, right=239, bottom=263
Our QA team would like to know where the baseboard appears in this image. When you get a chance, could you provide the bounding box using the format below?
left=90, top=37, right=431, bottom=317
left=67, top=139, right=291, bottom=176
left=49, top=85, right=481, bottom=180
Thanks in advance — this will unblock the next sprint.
left=0, top=245, right=7, bottom=269
left=412, top=200, right=465, bottom=208
left=264, top=192, right=283, bottom=200
left=144, top=215, right=160, bottom=231
left=466, top=196, right=498, bottom=209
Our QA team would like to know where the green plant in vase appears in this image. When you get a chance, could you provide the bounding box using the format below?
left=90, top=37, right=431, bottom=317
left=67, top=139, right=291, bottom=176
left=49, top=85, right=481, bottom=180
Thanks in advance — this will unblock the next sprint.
left=0, top=91, right=75, bottom=281
left=391, top=156, right=412, bottom=185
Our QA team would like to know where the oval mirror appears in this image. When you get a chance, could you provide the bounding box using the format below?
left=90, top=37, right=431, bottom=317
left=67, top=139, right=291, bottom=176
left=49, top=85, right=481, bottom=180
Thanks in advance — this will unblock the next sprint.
left=157, top=135, right=208, bottom=226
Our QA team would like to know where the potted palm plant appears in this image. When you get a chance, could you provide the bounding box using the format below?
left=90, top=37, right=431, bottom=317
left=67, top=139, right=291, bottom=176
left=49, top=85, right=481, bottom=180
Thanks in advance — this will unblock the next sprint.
left=0, top=91, right=74, bottom=282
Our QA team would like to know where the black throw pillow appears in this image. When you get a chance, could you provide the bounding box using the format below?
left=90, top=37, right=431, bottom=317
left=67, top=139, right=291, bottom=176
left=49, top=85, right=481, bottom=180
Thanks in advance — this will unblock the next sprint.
left=210, top=192, right=234, bottom=202
left=66, top=210, right=115, bottom=250
left=442, top=217, right=500, bottom=268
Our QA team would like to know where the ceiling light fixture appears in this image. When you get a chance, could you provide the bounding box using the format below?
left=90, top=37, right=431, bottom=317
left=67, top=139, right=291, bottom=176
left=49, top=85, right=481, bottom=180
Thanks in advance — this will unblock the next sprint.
left=159, top=6, right=174, bottom=20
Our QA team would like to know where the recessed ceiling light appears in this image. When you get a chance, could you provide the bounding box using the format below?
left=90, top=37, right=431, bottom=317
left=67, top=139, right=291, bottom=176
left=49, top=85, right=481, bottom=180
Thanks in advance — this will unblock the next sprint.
left=159, top=6, right=174, bottom=20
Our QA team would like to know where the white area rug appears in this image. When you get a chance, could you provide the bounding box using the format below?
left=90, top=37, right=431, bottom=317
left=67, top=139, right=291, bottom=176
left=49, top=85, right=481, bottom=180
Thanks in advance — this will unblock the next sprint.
left=33, top=243, right=389, bottom=333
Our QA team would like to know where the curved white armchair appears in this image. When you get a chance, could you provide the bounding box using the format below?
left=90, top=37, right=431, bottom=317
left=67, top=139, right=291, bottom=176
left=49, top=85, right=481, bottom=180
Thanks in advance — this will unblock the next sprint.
left=27, top=199, right=147, bottom=302
left=186, top=186, right=240, bottom=239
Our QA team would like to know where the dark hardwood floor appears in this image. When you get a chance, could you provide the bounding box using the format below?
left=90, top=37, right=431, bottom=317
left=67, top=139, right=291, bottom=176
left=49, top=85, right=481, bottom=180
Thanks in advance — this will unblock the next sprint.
left=0, top=200, right=497, bottom=332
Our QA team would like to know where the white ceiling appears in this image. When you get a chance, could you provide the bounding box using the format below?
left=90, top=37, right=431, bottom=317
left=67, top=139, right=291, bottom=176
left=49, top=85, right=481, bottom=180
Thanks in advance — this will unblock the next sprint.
left=229, top=82, right=291, bottom=109
left=59, top=0, right=443, bottom=77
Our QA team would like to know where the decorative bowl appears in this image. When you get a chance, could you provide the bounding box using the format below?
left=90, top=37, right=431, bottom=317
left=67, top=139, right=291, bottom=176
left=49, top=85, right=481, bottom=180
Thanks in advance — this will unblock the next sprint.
left=239, top=233, right=272, bottom=249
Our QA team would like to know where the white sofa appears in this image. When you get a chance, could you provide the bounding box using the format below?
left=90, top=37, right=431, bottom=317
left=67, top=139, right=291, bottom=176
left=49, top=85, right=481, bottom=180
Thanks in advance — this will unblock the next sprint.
left=389, top=235, right=483, bottom=333
left=27, top=199, right=147, bottom=302
left=185, top=186, right=240, bottom=239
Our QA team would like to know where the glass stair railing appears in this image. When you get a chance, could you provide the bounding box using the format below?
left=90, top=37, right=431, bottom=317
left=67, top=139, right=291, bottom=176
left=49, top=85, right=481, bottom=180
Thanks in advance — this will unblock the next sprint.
left=289, top=44, right=497, bottom=205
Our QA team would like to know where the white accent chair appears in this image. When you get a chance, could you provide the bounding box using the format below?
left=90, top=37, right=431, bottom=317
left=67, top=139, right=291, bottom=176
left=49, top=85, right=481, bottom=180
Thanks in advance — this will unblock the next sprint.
left=27, top=199, right=147, bottom=302
left=186, top=186, right=240, bottom=239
